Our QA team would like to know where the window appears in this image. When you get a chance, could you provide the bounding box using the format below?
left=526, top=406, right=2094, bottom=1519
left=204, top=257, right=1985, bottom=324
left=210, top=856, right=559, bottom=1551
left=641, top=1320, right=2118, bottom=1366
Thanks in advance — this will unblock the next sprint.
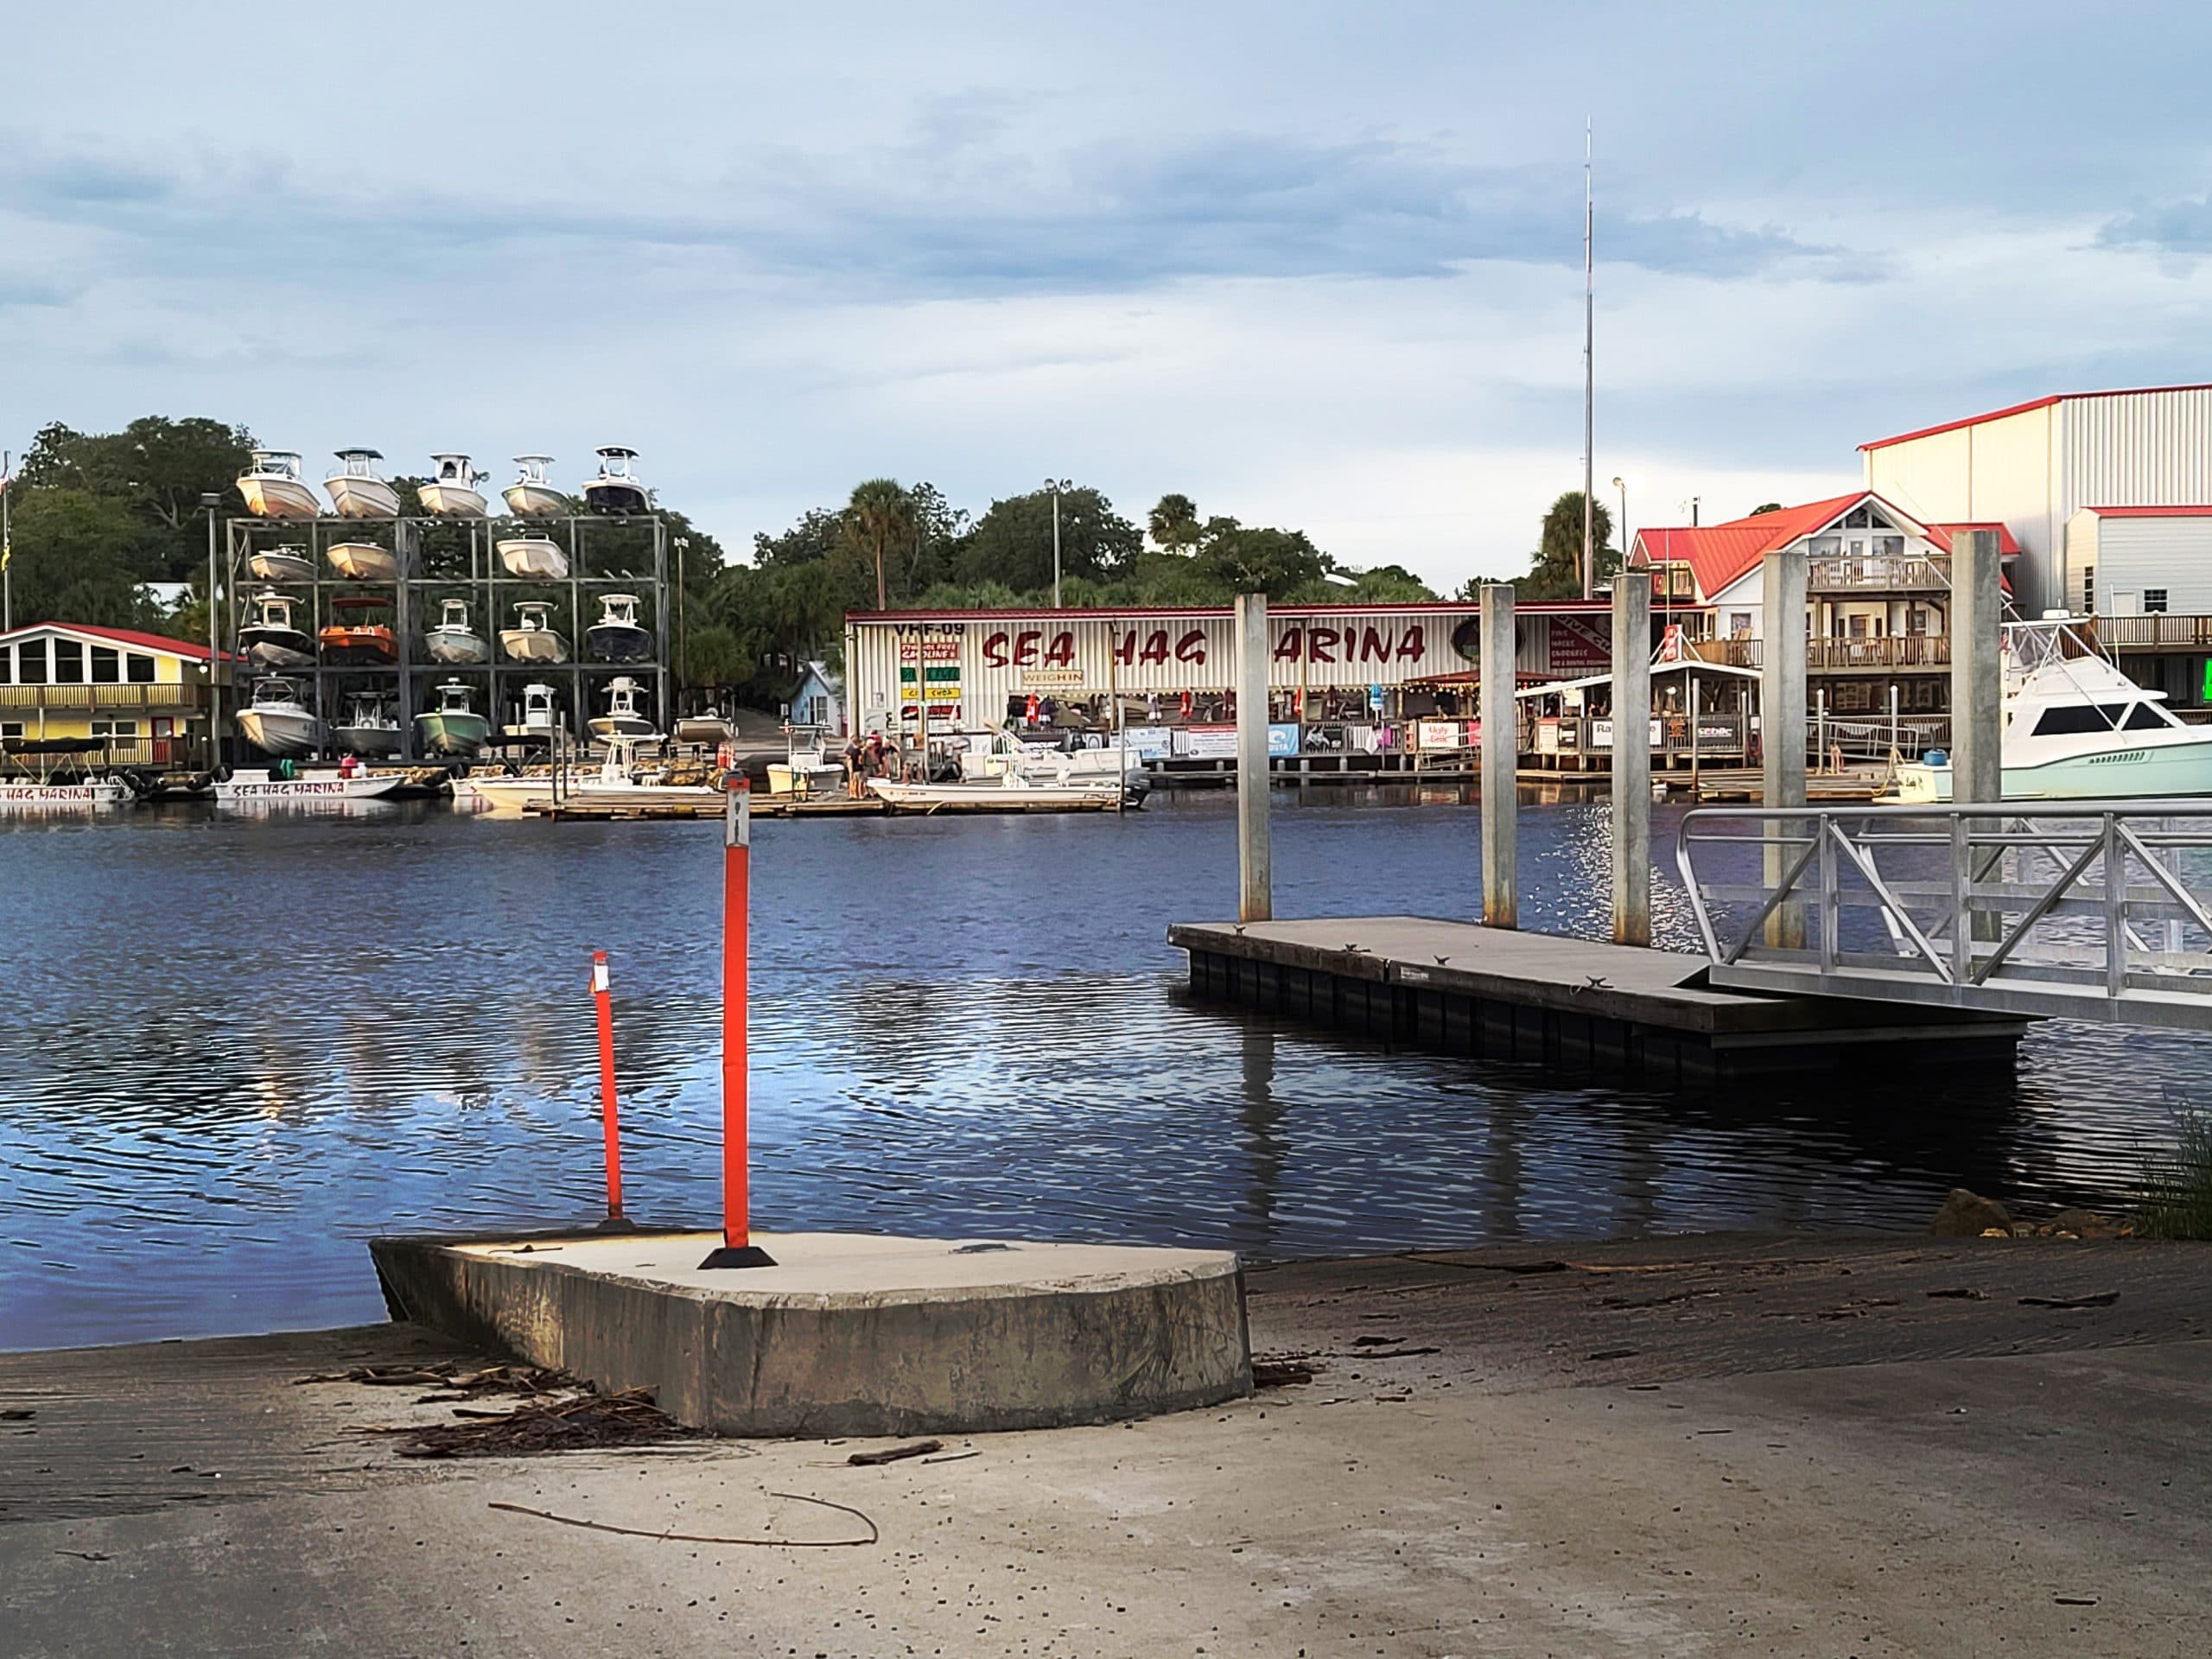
left=125, top=652, right=156, bottom=684
left=1908, top=609, right=1929, bottom=636
left=17, top=640, right=47, bottom=684
left=2032, top=704, right=2138, bottom=736
left=53, top=639, right=84, bottom=682
left=90, top=645, right=119, bottom=683
left=1848, top=614, right=1869, bottom=639
left=0, top=721, right=21, bottom=741
left=2082, top=565, right=2095, bottom=612
left=2126, top=703, right=2170, bottom=730
left=1729, top=612, right=1752, bottom=638
left=2145, top=588, right=2170, bottom=614
left=90, top=720, right=140, bottom=740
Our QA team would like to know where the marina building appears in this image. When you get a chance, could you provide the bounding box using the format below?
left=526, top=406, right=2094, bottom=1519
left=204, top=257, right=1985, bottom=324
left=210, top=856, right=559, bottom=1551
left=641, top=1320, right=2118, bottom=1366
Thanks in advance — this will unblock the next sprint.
left=0, top=622, right=222, bottom=771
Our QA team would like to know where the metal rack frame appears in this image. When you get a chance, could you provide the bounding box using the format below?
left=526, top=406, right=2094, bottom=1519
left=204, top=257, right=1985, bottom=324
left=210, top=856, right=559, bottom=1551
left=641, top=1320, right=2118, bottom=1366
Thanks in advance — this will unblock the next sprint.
left=219, top=509, right=668, bottom=765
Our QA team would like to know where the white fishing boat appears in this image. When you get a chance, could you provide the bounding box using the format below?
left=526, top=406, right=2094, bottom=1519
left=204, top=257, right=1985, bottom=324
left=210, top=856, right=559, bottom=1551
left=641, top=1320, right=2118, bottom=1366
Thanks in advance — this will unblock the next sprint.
left=586, top=592, right=652, bottom=662
left=247, top=545, right=315, bottom=583
left=324, top=448, right=401, bottom=518
left=415, top=679, right=493, bottom=758
left=461, top=737, right=722, bottom=814
left=766, top=727, right=845, bottom=797
left=418, top=453, right=488, bottom=518
left=327, top=541, right=399, bottom=582
left=960, top=727, right=1141, bottom=785
left=238, top=589, right=316, bottom=670
left=504, top=681, right=560, bottom=739
left=333, top=693, right=402, bottom=757
left=497, top=537, right=569, bottom=580
left=425, top=597, right=489, bottom=664
left=674, top=709, right=734, bottom=746
left=236, top=452, right=322, bottom=520
left=213, top=768, right=403, bottom=805
left=869, top=750, right=1147, bottom=811
left=586, top=676, right=659, bottom=741
left=1888, top=618, right=2212, bottom=803
left=0, top=778, right=136, bottom=810
left=582, top=446, right=649, bottom=515
left=502, top=454, right=568, bottom=518
left=499, top=601, right=570, bottom=663
left=234, top=677, right=324, bottom=757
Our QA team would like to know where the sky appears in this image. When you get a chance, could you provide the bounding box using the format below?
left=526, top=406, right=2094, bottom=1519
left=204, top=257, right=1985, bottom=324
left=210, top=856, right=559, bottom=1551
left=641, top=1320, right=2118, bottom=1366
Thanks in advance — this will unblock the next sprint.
left=6, top=0, right=2212, bottom=590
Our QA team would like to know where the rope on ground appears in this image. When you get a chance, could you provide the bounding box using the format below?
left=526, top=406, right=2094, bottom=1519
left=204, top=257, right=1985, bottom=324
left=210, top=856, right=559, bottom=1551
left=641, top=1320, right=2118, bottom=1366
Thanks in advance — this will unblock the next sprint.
left=486, top=1491, right=880, bottom=1548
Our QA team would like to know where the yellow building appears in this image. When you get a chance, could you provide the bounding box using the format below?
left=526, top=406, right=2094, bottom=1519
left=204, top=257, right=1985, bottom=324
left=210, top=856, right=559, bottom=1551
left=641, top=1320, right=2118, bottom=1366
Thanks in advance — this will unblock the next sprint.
left=0, top=622, right=221, bottom=772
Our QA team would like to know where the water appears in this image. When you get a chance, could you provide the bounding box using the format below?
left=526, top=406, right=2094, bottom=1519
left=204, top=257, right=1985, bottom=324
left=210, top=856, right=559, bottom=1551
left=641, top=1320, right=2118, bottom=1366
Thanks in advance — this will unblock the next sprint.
left=3, top=790, right=2203, bottom=1351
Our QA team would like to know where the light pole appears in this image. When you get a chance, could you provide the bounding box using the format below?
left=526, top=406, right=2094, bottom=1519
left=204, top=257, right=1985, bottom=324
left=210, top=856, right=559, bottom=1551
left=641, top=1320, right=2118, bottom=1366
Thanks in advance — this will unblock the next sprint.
left=201, top=491, right=222, bottom=770
left=675, top=536, right=690, bottom=692
left=1043, top=477, right=1071, bottom=608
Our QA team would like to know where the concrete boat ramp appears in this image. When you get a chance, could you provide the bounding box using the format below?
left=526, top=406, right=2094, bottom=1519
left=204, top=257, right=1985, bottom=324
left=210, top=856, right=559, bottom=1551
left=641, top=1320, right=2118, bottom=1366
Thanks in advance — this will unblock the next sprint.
left=1170, top=915, right=2027, bottom=1083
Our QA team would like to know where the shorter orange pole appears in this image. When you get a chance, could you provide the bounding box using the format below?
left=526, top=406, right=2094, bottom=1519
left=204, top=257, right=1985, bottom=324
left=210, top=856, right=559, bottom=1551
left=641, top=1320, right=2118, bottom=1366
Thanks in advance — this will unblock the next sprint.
left=702, top=778, right=773, bottom=1268
left=592, top=950, right=625, bottom=1222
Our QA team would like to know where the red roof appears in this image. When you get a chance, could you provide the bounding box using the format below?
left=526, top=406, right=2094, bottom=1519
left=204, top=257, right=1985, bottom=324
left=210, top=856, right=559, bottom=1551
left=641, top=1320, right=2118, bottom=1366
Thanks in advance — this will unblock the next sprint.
left=1632, top=494, right=2015, bottom=602
left=0, top=621, right=223, bottom=660
left=2078, top=505, right=2212, bottom=518
left=1859, top=384, right=2212, bottom=451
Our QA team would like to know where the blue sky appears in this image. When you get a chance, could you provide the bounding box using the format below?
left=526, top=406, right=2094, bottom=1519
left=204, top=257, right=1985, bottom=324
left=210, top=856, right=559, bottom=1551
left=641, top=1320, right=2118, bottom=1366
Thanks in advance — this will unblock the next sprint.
left=5, top=0, right=2210, bottom=586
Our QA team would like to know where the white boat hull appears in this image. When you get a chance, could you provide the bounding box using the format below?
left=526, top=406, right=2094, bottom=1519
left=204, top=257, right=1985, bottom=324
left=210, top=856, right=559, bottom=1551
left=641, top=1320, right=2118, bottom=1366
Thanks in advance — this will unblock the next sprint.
left=502, top=482, right=569, bottom=519
left=236, top=709, right=324, bottom=757
left=238, top=478, right=322, bottom=519
left=868, top=776, right=1132, bottom=810
left=499, top=628, right=571, bottom=664
left=426, top=629, right=489, bottom=665
left=498, top=538, right=569, bottom=580
left=334, top=724, right=402, bottom=757
left=417, top=482, right=487, bottom=518
left=1894, top=736, right=2212, bottom=804
left=325, top=476, right=401, bottom=519
left=461, top=776, right=723, bottom=815
left=245, top=640, right=317, bottom=671
left=768, top=762, right=846, bottom=797
left=587, top=715, right=660, bottom=741
left=0, top=779, right=134, bottom=810
left=327, top=543, right=399, bottom=582
left=213, top=772, right=401, bottom=804
left=247, top=550, right=316, bottom=582
left=674, top=715, right=734, bottom=746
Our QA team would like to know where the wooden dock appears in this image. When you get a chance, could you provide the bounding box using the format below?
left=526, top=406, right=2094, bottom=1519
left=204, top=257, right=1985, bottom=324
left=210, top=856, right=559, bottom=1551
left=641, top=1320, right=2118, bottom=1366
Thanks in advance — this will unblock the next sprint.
left=522, top=794, right=1126, bottom=822
left=1167, top=917, right=2026, bottom=1086
left=1685, top=766, right=1886, bottom=804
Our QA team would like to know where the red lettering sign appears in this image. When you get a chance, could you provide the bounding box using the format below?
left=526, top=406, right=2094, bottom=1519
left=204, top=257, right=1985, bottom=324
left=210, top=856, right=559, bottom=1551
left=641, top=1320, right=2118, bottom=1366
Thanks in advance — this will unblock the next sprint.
left=1174, top=629, right=1208, bottom=664
left=983, top=631, right=1010, bottom=666
left=1043, top=631, right=1076, bottom=667
left=1140, top=631, right=1170, bottom=665
left=1273, top=627, right=1304, bottom=663
left=1395, top=625, right=1426, bottom=661
left=1307, top=626, right=1339, bottom=664
left=1013, top=630, right=1042, bottom=666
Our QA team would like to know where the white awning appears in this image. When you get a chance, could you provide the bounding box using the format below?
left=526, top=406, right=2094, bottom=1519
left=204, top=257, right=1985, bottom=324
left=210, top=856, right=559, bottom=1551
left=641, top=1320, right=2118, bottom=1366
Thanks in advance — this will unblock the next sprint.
left=1514, top=657, right=1762, bottom=700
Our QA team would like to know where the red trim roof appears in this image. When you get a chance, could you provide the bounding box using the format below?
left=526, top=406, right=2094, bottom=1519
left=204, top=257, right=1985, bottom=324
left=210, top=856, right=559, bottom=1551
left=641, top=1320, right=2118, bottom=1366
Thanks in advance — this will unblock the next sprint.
left=0, top=621, right=221, bottom=659
left=2078, top=505, right=2212, bottom=518
left=1859, top=385, right=2212, bottom=451
left=1631, top=494, right=2016, bottom=602
left=845, top=600, right=1611, bottom=623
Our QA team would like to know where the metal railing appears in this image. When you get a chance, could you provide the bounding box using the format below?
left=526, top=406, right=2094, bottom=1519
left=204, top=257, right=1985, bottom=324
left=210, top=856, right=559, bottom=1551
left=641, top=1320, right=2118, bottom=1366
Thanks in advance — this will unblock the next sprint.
left=0, top=683, right=209, bottom=709
left=1808, top=555, right=1951, bottom=593
left=1688, top=635, right=1953, bottom=671
left=2096, top=614, right=2212, bottom=650
left=1676, top=802, right=2212, bottom=1027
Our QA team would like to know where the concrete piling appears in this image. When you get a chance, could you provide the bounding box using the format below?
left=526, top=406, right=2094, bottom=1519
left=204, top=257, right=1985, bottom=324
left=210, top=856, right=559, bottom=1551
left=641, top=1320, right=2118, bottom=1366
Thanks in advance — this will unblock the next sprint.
left=1479, top=583, right=1516, bottom=930
left=1761, top=546, right=1808, bottom=949
left=1611, top=567, right=1651, bottom=945
left=1950, top=529, right=2004, bottom=804
left=1236, top=591, right=1272, bottom=924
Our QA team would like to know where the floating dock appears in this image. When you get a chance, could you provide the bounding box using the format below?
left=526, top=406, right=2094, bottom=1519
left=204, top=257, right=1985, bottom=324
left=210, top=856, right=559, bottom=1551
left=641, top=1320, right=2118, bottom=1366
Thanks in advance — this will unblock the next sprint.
left=1168, top=916, right=2027, bottom=1085
left=523, top=794, right=1128, bottom=821
left=370, top=1230, right=1249, bottom=1436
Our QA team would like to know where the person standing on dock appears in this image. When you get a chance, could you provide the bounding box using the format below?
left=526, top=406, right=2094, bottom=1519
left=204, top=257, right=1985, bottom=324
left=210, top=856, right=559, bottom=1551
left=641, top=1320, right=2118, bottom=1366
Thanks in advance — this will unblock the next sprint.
left=843, top=734, right=864, bottom=800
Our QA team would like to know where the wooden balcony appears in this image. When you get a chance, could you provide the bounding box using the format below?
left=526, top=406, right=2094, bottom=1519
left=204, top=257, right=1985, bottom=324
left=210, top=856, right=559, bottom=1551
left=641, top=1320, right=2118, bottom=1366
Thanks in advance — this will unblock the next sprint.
left=1807, top=555, right=1951, bottom=593
left=1688, top=636, right=1952, bottom=672
left=2095, top=615, right=2212, bottom=651
left=0, top=683, right=211, bottom=710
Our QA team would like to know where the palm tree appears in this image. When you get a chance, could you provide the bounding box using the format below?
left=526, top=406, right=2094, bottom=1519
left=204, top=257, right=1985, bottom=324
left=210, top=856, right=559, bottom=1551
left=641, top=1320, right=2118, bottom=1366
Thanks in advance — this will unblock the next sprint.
left=844, top=478, right=915, bottom=610
left=1147, top=493, right=1199, bottom=553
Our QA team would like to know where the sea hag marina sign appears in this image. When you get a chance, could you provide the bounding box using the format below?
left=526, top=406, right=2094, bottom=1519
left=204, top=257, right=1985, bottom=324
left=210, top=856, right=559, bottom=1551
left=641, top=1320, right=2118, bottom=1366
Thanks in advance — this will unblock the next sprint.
left=845, top=602, right=1611, bottom=728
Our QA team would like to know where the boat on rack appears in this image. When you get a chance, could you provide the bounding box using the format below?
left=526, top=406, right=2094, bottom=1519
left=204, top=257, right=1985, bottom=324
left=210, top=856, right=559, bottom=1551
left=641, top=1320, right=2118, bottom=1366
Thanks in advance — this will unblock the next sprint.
left=235, top=677, right=324, bottom=757
left=502, top=454, right=568, bottom=518
left=324, top=448, right=401, bottom=519
left=415, top=679, right=493, bottom=758
left=868, top=750, right=1147, bottom=811
left=212, top=767, right=403, bottom=806
left=1886, top=618, right=2212, bottom=803
left=333, top=693, right=401, bottom=757
left=499, top=601, right=569, bottom=663
left=504, top=682, right=560, bottom=740
left=582, top=446, right=649, bottom=515
left=247, top=545, right=315, bottom=583
left=425, top=597, right=488, bottom=664
left=497, top=536, right=569, bottom=581
left=319, top=594, right=398, bottom=665
left=418, top=453, right=488, bottom=518
left=236, top=452, right=322, bottom=520
left=586, top=592, right=652, bottom=661
left=461, top=736, right=721, bottom=815
left=327, top=541, right=399, bottom=582
left=239, top=589, right=316, bottom=670
left=587, top=676, right=658, bottom=741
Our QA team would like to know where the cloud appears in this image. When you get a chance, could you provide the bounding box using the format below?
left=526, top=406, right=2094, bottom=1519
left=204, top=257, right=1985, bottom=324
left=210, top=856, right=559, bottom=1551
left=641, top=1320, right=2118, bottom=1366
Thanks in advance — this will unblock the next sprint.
left=2098, top=194, right=2212, bottom=256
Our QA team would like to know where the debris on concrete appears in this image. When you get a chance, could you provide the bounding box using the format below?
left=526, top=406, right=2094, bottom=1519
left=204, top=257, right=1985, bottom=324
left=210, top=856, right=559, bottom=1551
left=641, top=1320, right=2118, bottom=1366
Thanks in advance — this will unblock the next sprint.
left=1930, top=1189, right=2014, bottom=1237
left=361, top=1386, right=702, bottom=1459
left=845, top=1439, right=944, bottom=1466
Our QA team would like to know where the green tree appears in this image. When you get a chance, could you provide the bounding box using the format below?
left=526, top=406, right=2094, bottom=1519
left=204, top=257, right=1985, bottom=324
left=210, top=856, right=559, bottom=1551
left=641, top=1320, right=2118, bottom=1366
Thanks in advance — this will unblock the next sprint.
left=843, top=478, right=916, bottom=611
left=1518, top=491, right=1617, bottom=601
left=958, top=486, right=1140, bottom=590
left=1330, top=562, right=1437, bottom=603
left=1191, top=517, right=1327, bottom=595
left=3, top=487, right=156, bottom=627
left=1147, top=493, right=1200, bottom=551
left=19, top=416, right=255, bottom=583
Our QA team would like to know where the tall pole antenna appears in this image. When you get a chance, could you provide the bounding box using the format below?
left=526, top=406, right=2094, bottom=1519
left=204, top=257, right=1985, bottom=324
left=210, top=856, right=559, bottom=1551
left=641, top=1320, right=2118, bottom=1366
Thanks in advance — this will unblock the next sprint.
left=1582, top=120, right=1595, bottom=601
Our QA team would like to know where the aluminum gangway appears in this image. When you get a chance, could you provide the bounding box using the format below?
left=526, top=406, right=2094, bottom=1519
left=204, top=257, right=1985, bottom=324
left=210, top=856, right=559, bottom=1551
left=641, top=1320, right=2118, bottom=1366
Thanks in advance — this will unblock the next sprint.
left=1676, top=802, right=2212, bottom=1029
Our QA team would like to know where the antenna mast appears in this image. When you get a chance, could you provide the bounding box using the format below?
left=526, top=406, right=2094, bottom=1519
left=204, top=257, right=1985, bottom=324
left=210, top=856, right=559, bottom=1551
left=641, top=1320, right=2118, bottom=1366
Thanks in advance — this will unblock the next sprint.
left=1582, top=120, right=1595, bottom=600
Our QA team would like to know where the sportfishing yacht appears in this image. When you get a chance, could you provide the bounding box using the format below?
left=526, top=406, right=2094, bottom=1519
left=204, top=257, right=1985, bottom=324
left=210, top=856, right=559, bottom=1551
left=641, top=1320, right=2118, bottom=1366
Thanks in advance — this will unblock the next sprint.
left=1889, top=618, right=2212, bottom=802
left=499, top=601, right=570, bottom=663
left=324, top=448, right=401, bottom=518
left=425, top=597, right=488, bottom=664
left=236, top=452, right=321, bottom=519
left=418, top=453, right=488, bottom=517
left=503, top=454, right=568, bottom=518
left=582, top=446, right=648, bottom=515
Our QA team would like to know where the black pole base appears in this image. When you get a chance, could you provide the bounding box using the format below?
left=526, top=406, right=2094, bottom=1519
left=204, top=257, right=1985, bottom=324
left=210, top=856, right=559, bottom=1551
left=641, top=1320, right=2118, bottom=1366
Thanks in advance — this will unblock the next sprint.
left=594, top=1210, right=642, bottom=1235
left=697, top=1243, right=778, bottom=1270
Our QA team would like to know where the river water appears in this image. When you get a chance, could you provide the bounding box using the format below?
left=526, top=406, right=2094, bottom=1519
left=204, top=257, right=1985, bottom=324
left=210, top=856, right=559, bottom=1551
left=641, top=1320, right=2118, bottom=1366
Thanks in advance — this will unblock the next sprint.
left=3, top=789, right=2203, bottom=1351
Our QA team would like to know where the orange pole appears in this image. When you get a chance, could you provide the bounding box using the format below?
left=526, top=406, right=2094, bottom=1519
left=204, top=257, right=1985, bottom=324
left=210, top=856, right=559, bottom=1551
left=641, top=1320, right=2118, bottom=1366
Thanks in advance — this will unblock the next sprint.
left=592, top=950, right=624, bottom=1220
left=703, top=778, right=773, bottom=1268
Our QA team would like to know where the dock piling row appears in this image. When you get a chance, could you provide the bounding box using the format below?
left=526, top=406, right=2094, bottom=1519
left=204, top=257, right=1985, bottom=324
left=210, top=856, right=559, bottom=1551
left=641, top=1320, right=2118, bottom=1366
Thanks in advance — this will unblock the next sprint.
left=1761, top=547, right=1809, bottom=947
left=1610, top=564, right=1651, bottom=944
left=1236, top=592, right=1272, bottom=923
left=1479, top=584, right=1517, bottom=929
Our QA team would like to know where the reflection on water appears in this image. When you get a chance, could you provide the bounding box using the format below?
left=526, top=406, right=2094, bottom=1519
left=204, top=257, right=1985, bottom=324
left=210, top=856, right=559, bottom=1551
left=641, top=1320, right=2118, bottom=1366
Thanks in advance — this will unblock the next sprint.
left=2, top=788, right=2203, bottom=1350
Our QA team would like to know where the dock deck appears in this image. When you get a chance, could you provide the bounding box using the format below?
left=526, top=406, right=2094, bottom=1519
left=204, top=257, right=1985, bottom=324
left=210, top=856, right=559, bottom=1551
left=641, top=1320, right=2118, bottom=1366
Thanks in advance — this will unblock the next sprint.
left=1168, top=916, right=2026, bottom=1084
